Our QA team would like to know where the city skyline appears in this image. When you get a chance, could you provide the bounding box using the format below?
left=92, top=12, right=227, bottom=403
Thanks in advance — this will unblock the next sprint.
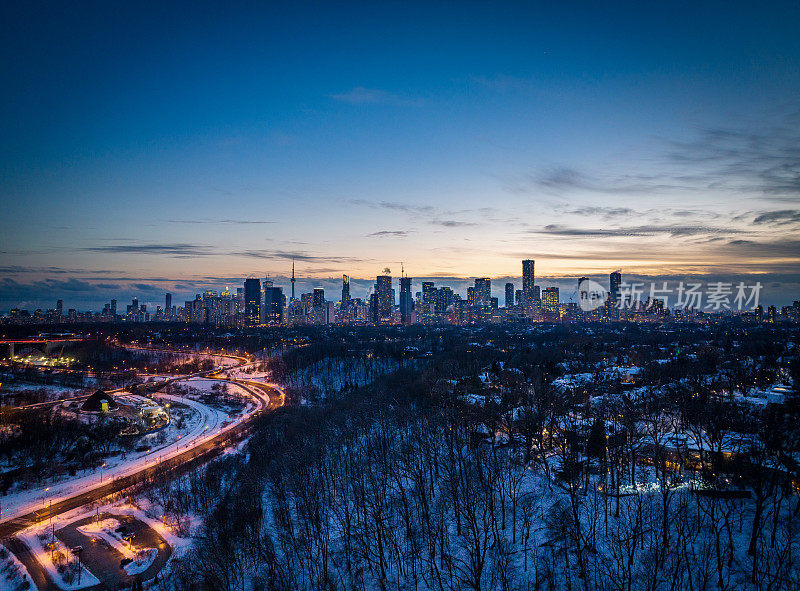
left=4, top=261, right=792, bottom=321
left=2, top=2, right=800, bottom=309
left=2, top=263, right=799, bottom=313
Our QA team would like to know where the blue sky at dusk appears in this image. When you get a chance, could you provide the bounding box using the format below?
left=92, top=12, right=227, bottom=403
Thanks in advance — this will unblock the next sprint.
left=1, top=1, right=799, bottom=310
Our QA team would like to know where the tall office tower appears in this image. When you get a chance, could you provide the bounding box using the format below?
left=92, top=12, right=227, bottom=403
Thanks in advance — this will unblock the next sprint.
left=399, top=276, right=413, bottom=323
left=235, top=288, right=243, bottom=317
left=474, top=278, right=491, bottom=306
left=421, top=282, right=436, bottom=307
left=609, top=271, right=622, bottom=307
left=515, top=289, right=522, bottom=306
left=110, top=299, right=117, bottom=316
left=522, top=259, right=535, bottom=310
left=768, top=305, right=777, bottom=323
left=342, top=275, right=351, bottom=308
left=504, top=283, right=514, bottom=308
left=313, top=288, right=325, bottom=308
left=165, top=292, right=172, bottom=312
left=533, top=285, right=540, bottom=302
left=56, top=299, right=63, bottom=316
left=369, top=292, right=379, bottom=323
left=301, top=292, right=313, bottom=314
left=467, top=286, right=476, bottom=307
left=542, top=287, right=560, bottom=314
left=577, top=277, right=588, bottom=308
left=490, top=297, right=498, bottom=309
left=244, top=278, right=261, bottom=327
left=131, top=297, right=139, bottom=312
left=375, top=275, right=393, bottom=323
left=436, top=286, right=454, bottom=312
left=265, top=287, right=284, bottom=323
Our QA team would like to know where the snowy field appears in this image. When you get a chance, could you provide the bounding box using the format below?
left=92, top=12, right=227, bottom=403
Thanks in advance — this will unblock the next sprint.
left=0, top=544, right=33, bottom=591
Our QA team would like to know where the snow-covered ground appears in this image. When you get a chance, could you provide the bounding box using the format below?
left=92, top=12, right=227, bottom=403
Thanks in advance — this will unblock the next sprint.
left=0, top=544, right=33, bottom=591
left=0, top=380, right=262, bottom=523
left=219, top=364, right=271, bottom=382
left=77, top=518, right=157, bottom=575
left=0, top=382, right=94, bottom=406
left=18, top=526, right=99, bottom=590
left=10, top=495, right=196, bottom=590
left=7, top=493, right=196, bottom=590
left=123, top=548, right=157, bottom=576
left=121, top=347, right=243, bottom=371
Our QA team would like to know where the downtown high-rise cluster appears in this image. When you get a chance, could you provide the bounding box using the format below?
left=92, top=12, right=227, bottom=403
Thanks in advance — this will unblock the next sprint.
left=7, top=259, right=800, bottom=327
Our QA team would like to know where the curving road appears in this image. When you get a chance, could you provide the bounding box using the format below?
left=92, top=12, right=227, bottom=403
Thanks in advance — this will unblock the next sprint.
left=0, top=347, right=284, bottom=541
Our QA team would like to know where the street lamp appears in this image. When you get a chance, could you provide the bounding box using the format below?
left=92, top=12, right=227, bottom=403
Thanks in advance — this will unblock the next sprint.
left=42, top=487, right=50, bottom=516
left=100, top=462, right=106, bottom=483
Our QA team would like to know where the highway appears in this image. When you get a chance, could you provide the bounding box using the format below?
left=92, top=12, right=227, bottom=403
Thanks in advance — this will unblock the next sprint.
left=0, top=346, right=283, bottom=542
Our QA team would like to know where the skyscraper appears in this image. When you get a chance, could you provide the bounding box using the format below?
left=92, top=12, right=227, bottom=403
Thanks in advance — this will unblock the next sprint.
left=610, top=271, right=622, bottom=307
left=542, top=287, right=559, bottom=314
left=421, top=282, right=435, bottom=308
left=435, top=286, right=454, bottom=312
left=522, top=259, right=535, bottom=311
left=375, top=275, right=393, bottom=323
left=341, top=275, right=350, bottom=308
left=165, top=292, right=172, bottom=312
left=244, top=278, right=261, bottom=326
left=474, top=278, right=491, bottom=306
left=313, top=288, right=325, bottom=308
left=265, top=286, right=284, bottom=323
left=56, top=299, right=63, bottom=317
left=504, top=283, right=514, bottom=308
left=399, top=276, right=412, bottom=323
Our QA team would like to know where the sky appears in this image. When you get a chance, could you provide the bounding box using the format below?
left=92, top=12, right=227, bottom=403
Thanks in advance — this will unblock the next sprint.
left=1, top=1, right=799, bottom=310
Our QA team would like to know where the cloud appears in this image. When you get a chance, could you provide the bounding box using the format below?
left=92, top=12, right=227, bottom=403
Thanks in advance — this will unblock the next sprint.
left=663, top=113, right=800, bottom=198
left=752, top=210, right=800, bottom=225
left=43, top=279, right=98, bottom=292
left=165, top=219, right=275, bottom=225
left=568, top=207, right=635, bottom=218
left=132, top=283, right=158, bottom=291
left=725, top=239, right=800, bottom=258
left=233, top=250, right=368, bottom=264
left=527, top=167, right=685, bottom=195
left=368, top=230, right=410, bottom=237
left=431, top=220, right=479, bottom=228
left=351, top=200, right=488, bottom=229
left=535, top=224, right=744, bottom=238
left=0, top=266, right=121, bottom=275
left=329, top=87, right=422, bottom=106
left=510, top=109, right=800, bottom=201
left=81, top=243, right=214, bottom=256
left=349, top=199, right=435, bottom=215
